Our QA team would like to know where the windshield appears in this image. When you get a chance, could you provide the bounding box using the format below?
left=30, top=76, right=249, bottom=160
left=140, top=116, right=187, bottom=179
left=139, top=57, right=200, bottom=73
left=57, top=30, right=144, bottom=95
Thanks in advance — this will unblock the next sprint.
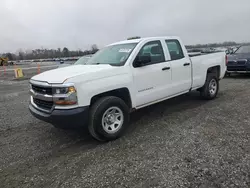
left=74, top=56, right=91, bottom=65
left=85, top=43, right=138, bottom=66
left=235, top=46, right=250, bottom=54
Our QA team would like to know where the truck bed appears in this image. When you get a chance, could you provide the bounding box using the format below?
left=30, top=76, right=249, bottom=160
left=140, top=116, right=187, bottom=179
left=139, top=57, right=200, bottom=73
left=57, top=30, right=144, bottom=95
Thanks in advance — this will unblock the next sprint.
left=190, top=51, right=226, bottom=89
left=188, top=51, right=223, bottom=57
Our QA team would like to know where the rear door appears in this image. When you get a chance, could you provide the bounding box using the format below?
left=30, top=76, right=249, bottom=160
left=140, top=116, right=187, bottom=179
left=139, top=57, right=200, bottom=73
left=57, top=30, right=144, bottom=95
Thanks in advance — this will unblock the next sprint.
left=132, top=40, right=172, bottom=107
left=164, top=39, right=192, bottom=95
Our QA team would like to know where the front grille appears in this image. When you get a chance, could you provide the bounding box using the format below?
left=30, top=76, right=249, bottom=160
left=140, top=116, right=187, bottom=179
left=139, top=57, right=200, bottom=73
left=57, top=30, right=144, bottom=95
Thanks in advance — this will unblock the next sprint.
left=227, top=60, right=247, bottom=65
left=33, top=98, right=53, bottom=110
left=227, top=67, right=247, bottom=71
left=237, top=60, right=247, bottom=65
left=32, top=85, right=52, bottom=95
left=227, top=61, right=236, bottom=65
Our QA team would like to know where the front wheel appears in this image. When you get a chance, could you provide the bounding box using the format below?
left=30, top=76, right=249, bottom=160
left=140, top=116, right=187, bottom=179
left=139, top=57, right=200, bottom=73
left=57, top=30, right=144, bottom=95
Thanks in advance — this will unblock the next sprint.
left=88, top=96, right=129, bottom=141
left=200, top=74, right=219, bottom=100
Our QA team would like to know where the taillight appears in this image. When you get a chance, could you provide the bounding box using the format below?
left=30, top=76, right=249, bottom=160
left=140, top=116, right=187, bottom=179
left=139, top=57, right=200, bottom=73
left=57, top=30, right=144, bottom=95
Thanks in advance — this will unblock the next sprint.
left=225, top=55, right=228, bottom=66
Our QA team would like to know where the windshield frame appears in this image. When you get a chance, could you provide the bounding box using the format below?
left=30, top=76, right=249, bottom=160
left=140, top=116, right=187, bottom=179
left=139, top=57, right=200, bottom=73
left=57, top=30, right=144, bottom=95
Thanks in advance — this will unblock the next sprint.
left=85, top=43, right=138, bottom=66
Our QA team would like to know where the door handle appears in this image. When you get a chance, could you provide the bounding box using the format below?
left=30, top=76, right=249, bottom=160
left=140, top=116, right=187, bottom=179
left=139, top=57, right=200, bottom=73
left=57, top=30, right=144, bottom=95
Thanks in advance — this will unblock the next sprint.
left=162, top=67, right=170, bottom=71
left=183, top=63, right=190, bottom=66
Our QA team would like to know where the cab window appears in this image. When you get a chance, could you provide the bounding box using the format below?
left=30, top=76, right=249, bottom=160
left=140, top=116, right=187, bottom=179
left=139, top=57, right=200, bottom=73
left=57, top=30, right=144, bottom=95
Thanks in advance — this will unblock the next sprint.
left=165, top=40, right=184, bottom=60
left=135, top=40, right=165, bottom=66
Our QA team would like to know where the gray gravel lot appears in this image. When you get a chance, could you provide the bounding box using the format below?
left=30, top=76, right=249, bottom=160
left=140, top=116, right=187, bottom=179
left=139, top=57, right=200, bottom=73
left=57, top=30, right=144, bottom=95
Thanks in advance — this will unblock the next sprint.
left=0, top=75, right=249, bottom=188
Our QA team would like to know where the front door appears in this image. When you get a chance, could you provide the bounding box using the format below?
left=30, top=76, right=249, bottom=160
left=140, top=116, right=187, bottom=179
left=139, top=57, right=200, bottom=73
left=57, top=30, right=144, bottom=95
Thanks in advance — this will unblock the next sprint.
left=132, top=40, right=172, bottom=107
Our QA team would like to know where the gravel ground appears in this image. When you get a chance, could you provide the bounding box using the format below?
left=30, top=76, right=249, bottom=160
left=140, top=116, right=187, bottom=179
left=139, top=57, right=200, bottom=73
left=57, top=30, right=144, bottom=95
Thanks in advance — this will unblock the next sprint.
left=0, top=76, right=249, bottom=188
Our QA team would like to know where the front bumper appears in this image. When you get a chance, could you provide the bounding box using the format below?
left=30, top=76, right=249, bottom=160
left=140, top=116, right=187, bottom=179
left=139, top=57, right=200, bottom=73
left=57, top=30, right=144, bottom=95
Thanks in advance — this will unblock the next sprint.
left=227, top=64, right=250, bottom=73
left=29, top=103, right=89, bottom=128
left=227, top=70, right=250, bottom=73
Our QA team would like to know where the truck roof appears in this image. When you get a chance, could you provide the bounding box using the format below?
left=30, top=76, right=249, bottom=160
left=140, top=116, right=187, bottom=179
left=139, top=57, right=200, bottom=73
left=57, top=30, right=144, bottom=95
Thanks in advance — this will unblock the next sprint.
left=108, top=36, right=180, bottom=46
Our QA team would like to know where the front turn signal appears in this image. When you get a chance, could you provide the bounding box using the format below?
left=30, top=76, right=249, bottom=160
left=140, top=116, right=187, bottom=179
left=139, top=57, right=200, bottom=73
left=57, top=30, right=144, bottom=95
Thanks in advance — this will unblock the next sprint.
left=54, top=100, right=77, bottom=105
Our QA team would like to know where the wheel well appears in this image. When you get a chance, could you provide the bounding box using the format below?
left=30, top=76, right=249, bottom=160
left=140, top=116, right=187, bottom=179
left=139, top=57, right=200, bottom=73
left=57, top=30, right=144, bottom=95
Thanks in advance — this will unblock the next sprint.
left=207, top=65, right=220, bottom=78
left=90, top=88, right=132, bottom=108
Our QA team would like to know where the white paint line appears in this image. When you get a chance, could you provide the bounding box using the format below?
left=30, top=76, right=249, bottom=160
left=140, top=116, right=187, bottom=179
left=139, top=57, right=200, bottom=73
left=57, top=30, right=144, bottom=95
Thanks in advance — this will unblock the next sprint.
left=0, top=80, right=29, bottom=85
left=0, top=65, right=58, bottom=72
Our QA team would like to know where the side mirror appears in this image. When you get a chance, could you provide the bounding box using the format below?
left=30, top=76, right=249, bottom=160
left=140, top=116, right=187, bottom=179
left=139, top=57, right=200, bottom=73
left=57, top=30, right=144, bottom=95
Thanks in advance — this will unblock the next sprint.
left=134, top=54, right=151, bottom=67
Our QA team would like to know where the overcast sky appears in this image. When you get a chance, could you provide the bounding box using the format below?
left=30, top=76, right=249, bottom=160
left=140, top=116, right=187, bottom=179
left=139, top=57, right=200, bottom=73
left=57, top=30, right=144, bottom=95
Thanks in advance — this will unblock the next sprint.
left=1, top=0, right=250, bottom=53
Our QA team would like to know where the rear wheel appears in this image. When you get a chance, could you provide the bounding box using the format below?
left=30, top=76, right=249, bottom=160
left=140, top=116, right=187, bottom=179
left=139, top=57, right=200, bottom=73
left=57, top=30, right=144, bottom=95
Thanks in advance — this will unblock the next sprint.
left=200, top=74, right=219, bottom=100
left=88, top=96, right=129, bottom=141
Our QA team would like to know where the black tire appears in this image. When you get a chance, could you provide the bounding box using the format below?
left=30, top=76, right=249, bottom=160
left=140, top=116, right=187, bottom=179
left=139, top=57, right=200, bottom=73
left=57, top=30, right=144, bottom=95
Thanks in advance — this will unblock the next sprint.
left=88, top=96, right=129, bottom=142
left=200, top=74, right=219, bottom=100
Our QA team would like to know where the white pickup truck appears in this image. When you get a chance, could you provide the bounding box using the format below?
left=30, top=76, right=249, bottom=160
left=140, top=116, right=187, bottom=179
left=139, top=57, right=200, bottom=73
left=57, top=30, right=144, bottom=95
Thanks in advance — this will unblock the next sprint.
left=29, top=36, right=227, bottom=141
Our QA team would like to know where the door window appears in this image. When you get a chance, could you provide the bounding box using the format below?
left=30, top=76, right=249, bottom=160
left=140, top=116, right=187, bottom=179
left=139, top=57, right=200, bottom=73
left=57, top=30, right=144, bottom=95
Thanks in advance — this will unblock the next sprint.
left=134, top=41, right=165, bottom=66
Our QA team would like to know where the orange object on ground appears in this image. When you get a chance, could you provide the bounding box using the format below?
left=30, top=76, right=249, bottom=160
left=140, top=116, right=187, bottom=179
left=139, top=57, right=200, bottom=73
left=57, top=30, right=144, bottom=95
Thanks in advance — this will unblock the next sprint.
left=37, top=64, right=41, bottom=74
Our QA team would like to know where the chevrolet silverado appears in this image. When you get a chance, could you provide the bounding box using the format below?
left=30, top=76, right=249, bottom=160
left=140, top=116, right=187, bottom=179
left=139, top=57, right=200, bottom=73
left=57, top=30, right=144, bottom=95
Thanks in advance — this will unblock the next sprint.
left=29, top=36, right=227, bottom=141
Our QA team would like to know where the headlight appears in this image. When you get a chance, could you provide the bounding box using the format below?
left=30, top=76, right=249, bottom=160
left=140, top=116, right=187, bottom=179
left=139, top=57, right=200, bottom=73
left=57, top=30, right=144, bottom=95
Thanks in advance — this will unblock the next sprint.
left=54, top=86, right=76, bottom=94
left=53, top=86, right=77, bottom=105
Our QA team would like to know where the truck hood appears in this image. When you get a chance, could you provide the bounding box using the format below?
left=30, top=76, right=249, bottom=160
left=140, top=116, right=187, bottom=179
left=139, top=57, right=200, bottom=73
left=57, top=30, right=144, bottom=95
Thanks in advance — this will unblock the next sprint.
left=31, top=64, right=119, bottom=84
left=228, top=53, right=250, bottom=61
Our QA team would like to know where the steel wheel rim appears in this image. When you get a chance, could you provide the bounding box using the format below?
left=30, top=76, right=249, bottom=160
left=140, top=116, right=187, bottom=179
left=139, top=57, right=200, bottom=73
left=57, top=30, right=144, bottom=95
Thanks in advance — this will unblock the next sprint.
left=102, top=106, right=124, bottom=134
left=209, top=79, right=217, bottom=96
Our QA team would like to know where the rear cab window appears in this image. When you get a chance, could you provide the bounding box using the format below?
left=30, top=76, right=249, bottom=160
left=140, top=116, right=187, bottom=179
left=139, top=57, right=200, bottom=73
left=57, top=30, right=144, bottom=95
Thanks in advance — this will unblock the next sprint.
left=165, top=40, right=185, bottom=60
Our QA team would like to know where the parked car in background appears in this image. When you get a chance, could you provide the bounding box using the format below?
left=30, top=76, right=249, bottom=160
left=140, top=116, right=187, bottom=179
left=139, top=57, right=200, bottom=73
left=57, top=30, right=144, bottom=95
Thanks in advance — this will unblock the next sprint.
left=29, top=36, right=226, bottom=141
left=226, top=45, right=250, bottom=75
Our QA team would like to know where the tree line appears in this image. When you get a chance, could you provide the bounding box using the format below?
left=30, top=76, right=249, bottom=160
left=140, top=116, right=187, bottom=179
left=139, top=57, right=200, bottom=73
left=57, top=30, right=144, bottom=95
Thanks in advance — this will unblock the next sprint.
left=2, top=40, right=250, bottom=61
left=1, top=44, right=99, bottom=61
